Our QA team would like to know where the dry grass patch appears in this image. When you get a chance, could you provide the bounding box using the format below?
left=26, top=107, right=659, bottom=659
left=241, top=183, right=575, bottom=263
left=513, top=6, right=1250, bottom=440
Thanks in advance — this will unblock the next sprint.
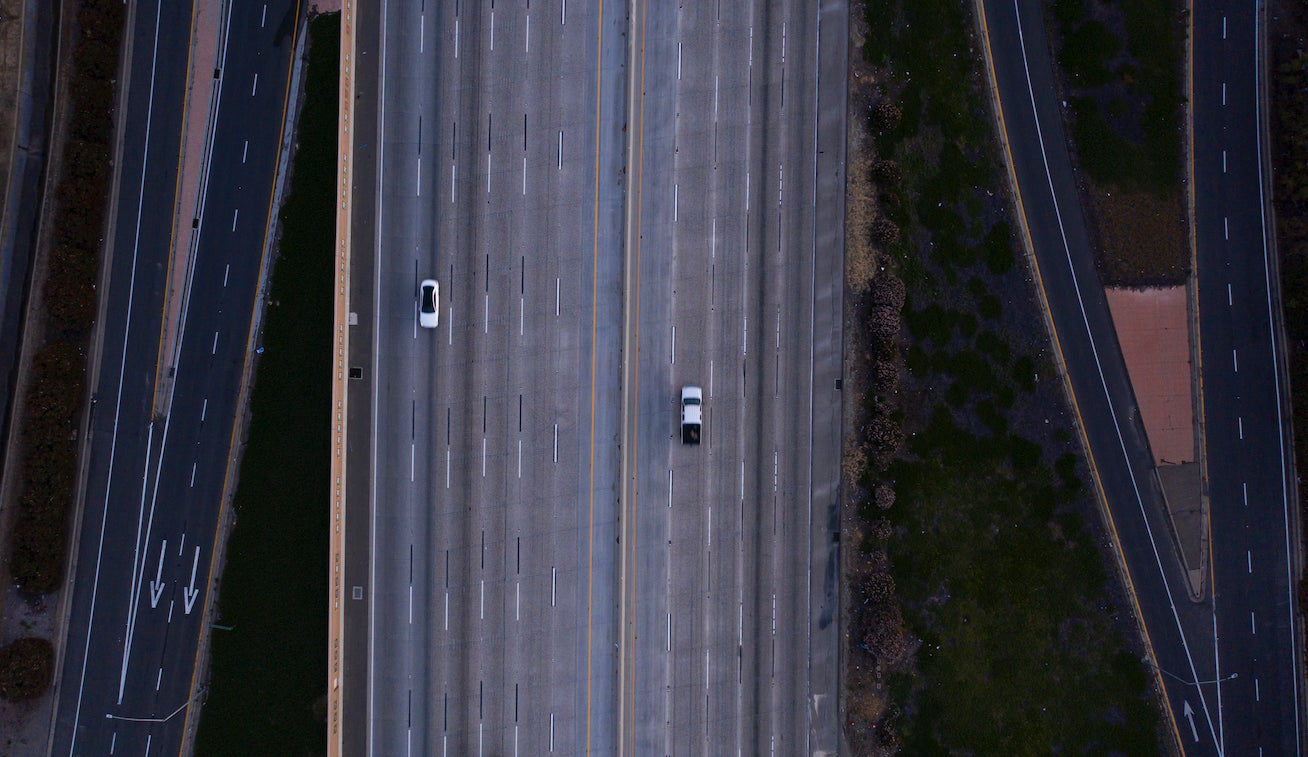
left=1092, top=187, right=1187, bottom=286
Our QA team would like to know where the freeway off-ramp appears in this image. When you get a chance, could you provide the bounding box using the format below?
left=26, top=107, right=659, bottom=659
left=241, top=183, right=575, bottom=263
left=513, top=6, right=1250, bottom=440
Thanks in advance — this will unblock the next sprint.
left=980, top=0, right=1303, bottom=754
left=339, top=0, right=846, bottom=754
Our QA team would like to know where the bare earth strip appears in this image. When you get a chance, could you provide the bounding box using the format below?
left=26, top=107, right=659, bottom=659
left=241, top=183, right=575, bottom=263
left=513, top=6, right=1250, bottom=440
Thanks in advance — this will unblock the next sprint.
left=1104, top=286, right=1195, bottom=465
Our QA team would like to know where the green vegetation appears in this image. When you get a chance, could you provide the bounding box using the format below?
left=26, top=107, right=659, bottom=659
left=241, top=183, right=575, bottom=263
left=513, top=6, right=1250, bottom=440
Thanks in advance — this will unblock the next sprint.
left=1268, top=1, right=1308, bottom=675
left=193, top=14, right=336, bottom=755
left=1052, top=0, right=1182, bottom=194
left=1048, top=0, right=1187, bottom=285
left=845, top=0, right=1161, bottom=751
left=8, top=0, right=124, bottom=596
left=0, top=637, right=54, bottom=702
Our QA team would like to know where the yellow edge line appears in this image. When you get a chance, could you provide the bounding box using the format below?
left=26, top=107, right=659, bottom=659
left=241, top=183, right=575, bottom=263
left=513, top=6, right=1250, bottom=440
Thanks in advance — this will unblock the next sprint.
left=973, top=0, right=1186, bottom=751
left=586, top=0, right=605, bottom=752
left=176, top=3, right=304, bottom=752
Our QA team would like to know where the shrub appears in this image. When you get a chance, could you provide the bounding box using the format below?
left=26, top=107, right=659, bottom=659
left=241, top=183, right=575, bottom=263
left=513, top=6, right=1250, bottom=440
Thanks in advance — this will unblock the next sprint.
left=0, top=637, right=54, bottom=702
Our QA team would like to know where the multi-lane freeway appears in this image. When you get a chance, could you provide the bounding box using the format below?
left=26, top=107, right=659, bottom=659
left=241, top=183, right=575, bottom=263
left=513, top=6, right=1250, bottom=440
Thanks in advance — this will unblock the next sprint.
left=343, top=0, right=846, bottom=754
left=49, top=1, right=299, bottom=753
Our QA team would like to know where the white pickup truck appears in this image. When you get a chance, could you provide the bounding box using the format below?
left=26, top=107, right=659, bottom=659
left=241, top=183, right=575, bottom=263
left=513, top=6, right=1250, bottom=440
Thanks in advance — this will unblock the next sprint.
left=681, top=386, right=702, bottom=445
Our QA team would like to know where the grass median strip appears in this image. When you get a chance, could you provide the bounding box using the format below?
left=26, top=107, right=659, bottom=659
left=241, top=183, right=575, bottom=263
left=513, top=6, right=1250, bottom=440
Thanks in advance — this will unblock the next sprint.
left=843, top=0, right=1162, bottom=751
left=193, top=13, right=337, bottom=755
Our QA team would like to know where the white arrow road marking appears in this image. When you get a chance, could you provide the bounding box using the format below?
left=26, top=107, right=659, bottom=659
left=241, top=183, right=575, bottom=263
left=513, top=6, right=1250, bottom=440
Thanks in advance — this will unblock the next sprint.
left=184, top=547, right=201, bottom=615
left=1183, top=701, right=1198, bottom=742
left=149, top=540, right=167, bottom=608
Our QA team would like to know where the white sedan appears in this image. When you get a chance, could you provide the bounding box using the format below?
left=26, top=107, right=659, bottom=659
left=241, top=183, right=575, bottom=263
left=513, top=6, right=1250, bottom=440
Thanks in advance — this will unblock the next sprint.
left=419, top=279, right=439, bottom=328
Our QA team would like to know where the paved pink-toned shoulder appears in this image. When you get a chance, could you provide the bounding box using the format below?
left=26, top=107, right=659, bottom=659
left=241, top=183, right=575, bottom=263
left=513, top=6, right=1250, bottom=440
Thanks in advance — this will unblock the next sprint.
left=1104, top=286, right=1194, bottom=466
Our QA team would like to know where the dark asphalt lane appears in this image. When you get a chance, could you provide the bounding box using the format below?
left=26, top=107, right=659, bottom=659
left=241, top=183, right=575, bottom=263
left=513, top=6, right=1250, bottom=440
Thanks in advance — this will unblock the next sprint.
left=51, top=1, right=300, bottom=754
left=982, top=1, right=1234, bottom=753
left=1192, top=2, right=1302, bottom=754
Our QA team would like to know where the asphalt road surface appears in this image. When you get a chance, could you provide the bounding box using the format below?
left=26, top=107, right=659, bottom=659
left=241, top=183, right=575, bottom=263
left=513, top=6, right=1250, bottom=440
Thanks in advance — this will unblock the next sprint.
left=1192, top=2, right=1302, bottom=753
left=618, top=0, right=845, bottom=754
left=363, top=1, right=626, bottom=754
left=50, top=1, right=298, bottom=753
left=352, top=0, right=845, bottom=754
left=982, top=0, right=1302, bottom=754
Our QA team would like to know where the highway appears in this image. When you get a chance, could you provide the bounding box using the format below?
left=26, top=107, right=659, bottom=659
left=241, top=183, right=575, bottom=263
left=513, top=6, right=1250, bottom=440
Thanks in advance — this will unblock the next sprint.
left=980, top=0, right=1302, bottom=754
left=362, top=1, right=626, bottom=753
left=350, top=0, right=845, bottom=754
left=1192, top=2, right=1302, bottom=753
left=50, top=1, right=299, bottom=753
left=617, top=0, right=844, bottom=754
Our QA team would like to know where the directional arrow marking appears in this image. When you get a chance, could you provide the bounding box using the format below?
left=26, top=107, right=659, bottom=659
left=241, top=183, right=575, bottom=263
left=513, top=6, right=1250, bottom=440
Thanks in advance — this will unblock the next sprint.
left=1183, top=700, right=1198, bottom=742
left=149, top=540, right=167, bottom=608
left=184, top=546, right=201, bottom=615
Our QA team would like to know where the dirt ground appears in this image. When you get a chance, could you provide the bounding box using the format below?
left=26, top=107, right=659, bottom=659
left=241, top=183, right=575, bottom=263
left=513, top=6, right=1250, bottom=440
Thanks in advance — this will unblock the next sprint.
left=1104, top=286, right=1195, bottom=465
